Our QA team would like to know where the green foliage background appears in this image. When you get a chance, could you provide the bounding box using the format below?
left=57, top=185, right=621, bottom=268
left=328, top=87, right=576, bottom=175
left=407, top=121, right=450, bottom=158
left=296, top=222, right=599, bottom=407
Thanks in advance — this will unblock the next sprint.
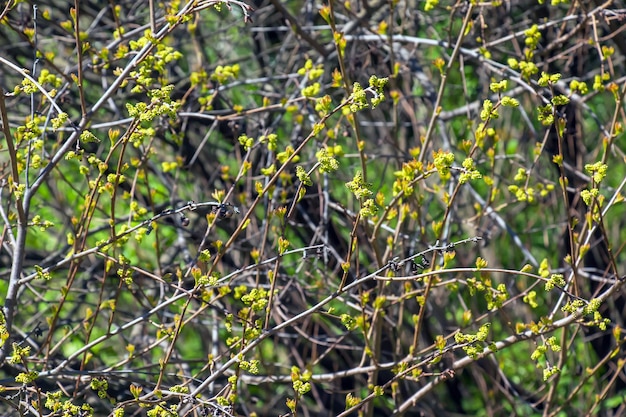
left=1, top=0, right=626, bottom=416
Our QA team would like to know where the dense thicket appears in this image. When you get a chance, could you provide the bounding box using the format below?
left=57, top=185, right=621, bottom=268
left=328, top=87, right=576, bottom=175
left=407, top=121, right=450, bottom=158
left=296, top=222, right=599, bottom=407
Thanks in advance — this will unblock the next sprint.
left=1, top=0, right=626, bottom=416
